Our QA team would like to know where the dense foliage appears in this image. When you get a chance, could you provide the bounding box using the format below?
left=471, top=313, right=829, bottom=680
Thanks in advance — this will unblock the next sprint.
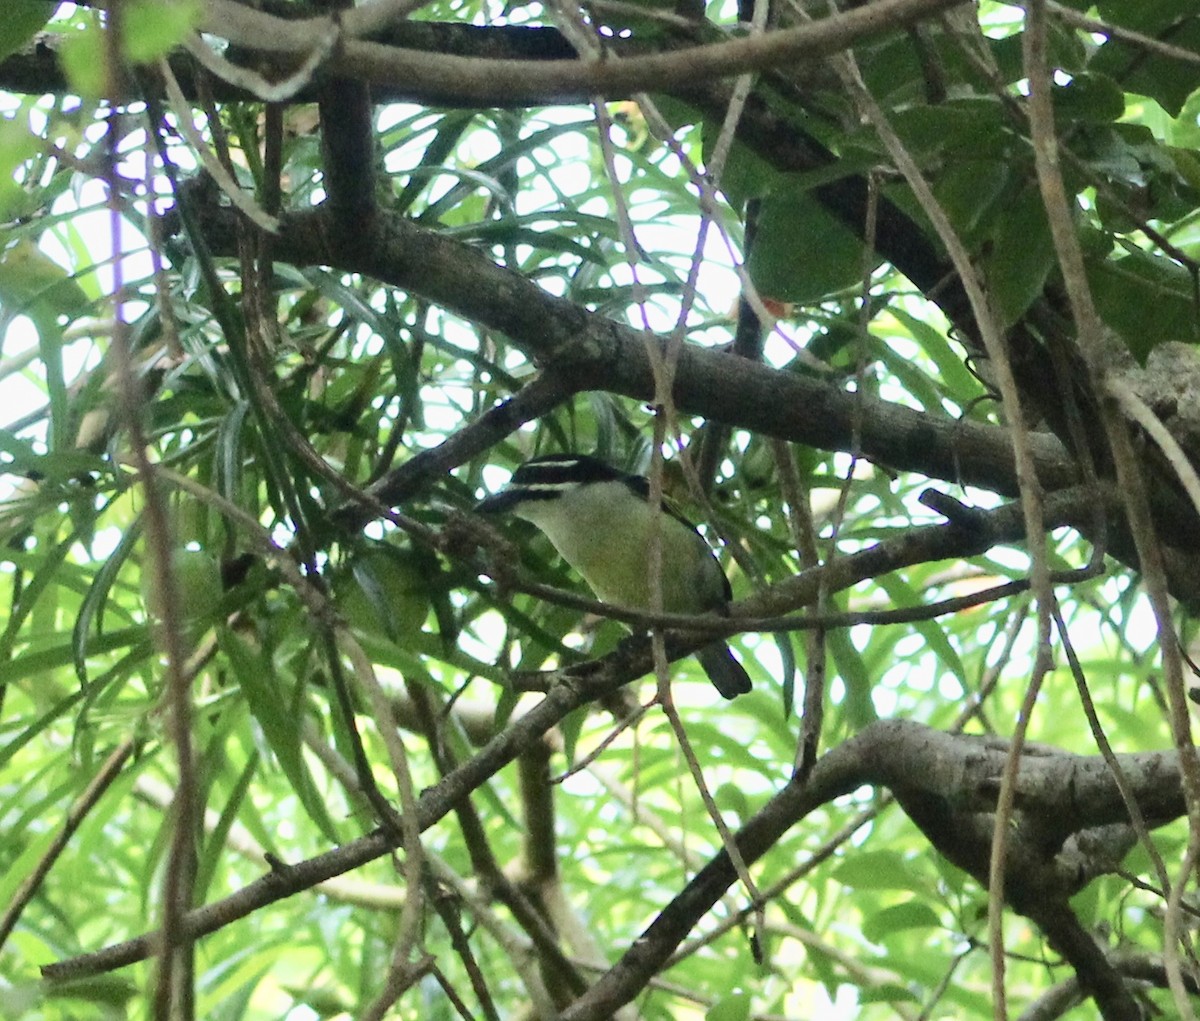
left=3, top=1, right=1200, bottom=1019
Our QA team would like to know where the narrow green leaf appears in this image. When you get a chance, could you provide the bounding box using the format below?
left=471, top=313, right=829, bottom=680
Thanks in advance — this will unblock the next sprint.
left=195, top=749, right=260, bottom=902
left=72, top=517, right=143, bottom=684
left=218, top=628, right=341, bottom=844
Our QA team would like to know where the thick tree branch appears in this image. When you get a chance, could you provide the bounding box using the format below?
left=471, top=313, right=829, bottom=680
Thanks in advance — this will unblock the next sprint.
left=181, top=201, right=1078, bottom=503
left=561, top=719, right=1187, bottom=1021
left=177, top=198, right=1200, bottom=602
left=188, top=0, right=965, bottom=105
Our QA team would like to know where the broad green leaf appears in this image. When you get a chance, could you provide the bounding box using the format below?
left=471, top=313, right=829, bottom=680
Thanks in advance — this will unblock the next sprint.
left=72, top=517, right=142, bottom=683
left=1052, top=73, right=1126, bottom=124
left=749, top=177, right=878, bottom=304
left=0, top=2, right=55, bottom=63
left=933, top=158, right=1011, bottom=244
left=0, top=239, right=89, bottom=321
left=59, top=1, right=199, bottom=98
left=875, top=574, right=966, bottom=686
left=1088, top=248, right=1200, bottom=362
left=982, top=182, right=1056, bottom=327
left=122, top=0, right=201, bottom=64
left=833, top=850, right=924, bottom=892
left=706, top=991, right=752, bottom=1021
left=1092, top=3, right=1200, bottom=116
left=858, top=983, right=922, bottom=1005
left=828, top=626, right=877, bottom=728
left=862, top=899, right=942, bottom=943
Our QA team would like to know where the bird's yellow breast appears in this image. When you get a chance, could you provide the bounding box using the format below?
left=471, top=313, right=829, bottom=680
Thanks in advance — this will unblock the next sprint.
left=514, top=479, right=725, bottom=615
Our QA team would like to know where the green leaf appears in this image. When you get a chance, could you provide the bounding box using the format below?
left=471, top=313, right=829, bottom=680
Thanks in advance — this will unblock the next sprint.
left=887, top=98, right=1012, bottom=163
left=0, top=1, right=55, bottom=63
left=342, top=546, right=430, bottom=644
left=0, top=239, right=90, bottom=321
left=934, top=158, right=1011, bottom=243
left=72, top=518, right=143, bottom=684
left=749, top=176, right=877, bottom=304
left=59, top=1, right=200, bottom=99
left=40, top=975, right=139, bottom=1008
left=706, top=991, right=752, bottom=1021
left=219, top=628, right=341, bottom=844
left=57, top=20, right=106, bottom=99
left=1088, top=248, right=1200, bottom=362
left=122, top=0, right=201, bottom=64
left=833, top=850, right=922, bottom=892
left=0, top=114, right=41, bottom=221
left=874, top=574, right=965, bottom=686
left=828, top=627, right=876, bottom=728
left=195, top=749, right=260, bottom=902
left=982, top=182, right=1056, bottom=327
left=1052, top=73, right=1126, bottom=124
left=1091, top=3, right=1200, bottom=116
left=708, top=132, right=778, bottom=208
left=858, top=983, right=922, bottom=1005
left=862, top=900, right=942, bottom=943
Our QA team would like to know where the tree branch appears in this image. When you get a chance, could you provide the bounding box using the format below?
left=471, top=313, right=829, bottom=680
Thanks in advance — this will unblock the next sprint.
left=186, top=0, right=965, bottom=105
left=561, top=719, right=1186, bottom=1021
left=180, top=201, right=1079, bottom=503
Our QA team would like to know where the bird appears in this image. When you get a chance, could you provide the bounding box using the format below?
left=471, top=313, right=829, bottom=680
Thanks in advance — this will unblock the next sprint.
left=475, top=453, right=752, bottom=698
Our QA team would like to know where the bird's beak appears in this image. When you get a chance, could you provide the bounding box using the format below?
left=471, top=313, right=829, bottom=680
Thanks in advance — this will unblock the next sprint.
left=474, top=489, right=518, bottom=514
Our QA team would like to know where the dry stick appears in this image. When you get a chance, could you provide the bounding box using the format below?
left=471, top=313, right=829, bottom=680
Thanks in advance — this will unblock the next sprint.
left=641, top=0, right=773, bottom=948
left=362, top=371, right=569, bottom=515
left=424, top=851, right=559, bottom=1018
left=101, top=8, right=199, bottom=1017
left=511, top=564, right=1057, bottom=638
left=135, top=771, right=409, bottom=910
left=1023, top=4, right=1200, bottom=1018
left=152, top=463, right=410, bottom=846
left=155, top=56, right=279, bottom=232
left=771, top=437, right=825, bottom=772
left=427, top=897, right=504, bottom=1021
left=0, top=739, right=136, bottom=950
left=343, top=634, right=426, bottom=1020
left=551, top=699, right=653, bottom=783
left=1018, top=951, right=1200, bottom=1021
left=310, top=687, right=541, bottom=1020
left=827, top=40, right=1057, bottom=1020
left=302, top=695, right=508, bottom=1021
left=1109, top=378, right=1200, bottom=963
left=543, top=0, right=771, bottom=945
left=1051, top=601, right=1172, bottom=897
left=1110, top=381, right=1200, bottom=542
left=426, top=962, right=480, bottom=1021
left=404, top=686, right=592, bottom=1007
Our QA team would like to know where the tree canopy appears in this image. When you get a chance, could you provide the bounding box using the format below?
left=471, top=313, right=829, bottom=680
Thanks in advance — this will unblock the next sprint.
left=3, top=1, right=1200, bottom=1019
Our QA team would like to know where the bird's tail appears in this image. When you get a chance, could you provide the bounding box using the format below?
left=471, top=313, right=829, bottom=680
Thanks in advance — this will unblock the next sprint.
left=697, top=643, right=752, bottom=699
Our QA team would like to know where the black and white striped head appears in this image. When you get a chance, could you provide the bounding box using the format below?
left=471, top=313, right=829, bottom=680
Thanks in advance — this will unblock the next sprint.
left=475, top=454, right=646, bottom=514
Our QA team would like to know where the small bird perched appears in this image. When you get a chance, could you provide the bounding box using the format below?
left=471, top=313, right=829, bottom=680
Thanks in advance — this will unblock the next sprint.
left=475, top=453, right=752, bottom=698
